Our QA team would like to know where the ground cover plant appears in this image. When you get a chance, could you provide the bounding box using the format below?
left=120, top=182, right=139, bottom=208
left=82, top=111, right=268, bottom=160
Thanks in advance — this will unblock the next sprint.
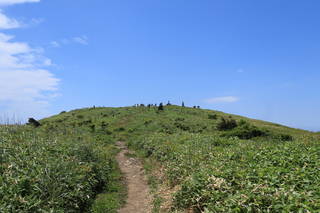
left=108, top=105, right=319, bottom=212
left=1, top=104, right=319, bottom=212
left=0, top=119, right=124, bottom=212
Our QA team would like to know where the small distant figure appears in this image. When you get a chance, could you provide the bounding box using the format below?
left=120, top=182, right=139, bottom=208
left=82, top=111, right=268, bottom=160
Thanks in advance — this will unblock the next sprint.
left=197, top=106, right=200, bottom=109
left=193, top=106, right=197, bottom=108
left=167, top=101, right=171, bottom=106
left=182, top=101, right=185, bottom=107
left=158, top=103, right=164, bottom=111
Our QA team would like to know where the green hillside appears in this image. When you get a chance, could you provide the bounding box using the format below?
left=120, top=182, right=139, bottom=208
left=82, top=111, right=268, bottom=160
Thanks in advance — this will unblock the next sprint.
left=1, top=105, right=319, bottom=212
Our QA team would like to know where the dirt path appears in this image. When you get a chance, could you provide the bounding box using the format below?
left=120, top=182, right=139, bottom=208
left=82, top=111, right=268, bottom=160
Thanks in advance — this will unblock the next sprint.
left=116, top=141, right=152, bottom=213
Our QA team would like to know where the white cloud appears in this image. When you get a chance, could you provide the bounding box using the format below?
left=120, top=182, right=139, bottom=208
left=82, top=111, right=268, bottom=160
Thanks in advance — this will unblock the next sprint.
left=0, top=33, right=59, bottom=118
left=204, top=96, right=239, bottom=104
left=0, top=69, right=58, bottom=102
left=51, top=36, right=89, bottom=47
left=0, top=0, right=59, bottom=120
left=0, top=11, right=20, bottom=29
left=50, top=41, right=60, bottom=48
left=73, top=36, right=88, bottom=45
left=0, top=0, right=40, bottom=6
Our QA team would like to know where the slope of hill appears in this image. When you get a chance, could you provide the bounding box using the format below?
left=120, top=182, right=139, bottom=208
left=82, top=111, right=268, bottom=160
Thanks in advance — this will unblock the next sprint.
left=1, top=105, right=319, bottom=212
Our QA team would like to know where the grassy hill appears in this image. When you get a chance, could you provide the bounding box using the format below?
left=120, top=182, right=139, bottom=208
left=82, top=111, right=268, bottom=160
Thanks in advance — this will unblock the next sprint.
left=1, top=105, right=319, bottom=212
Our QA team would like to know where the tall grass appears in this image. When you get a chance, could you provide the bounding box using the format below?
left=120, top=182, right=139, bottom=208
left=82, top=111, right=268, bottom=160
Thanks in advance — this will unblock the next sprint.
left=2, top=105, right=317, bottom=212
left=131, top=132, right=320, bottom=212
left=0, top=122, right=120, bottom=212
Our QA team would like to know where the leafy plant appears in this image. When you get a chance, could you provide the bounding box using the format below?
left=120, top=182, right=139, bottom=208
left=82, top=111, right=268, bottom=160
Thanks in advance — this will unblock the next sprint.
left=216, top=117, right=237, bottom=130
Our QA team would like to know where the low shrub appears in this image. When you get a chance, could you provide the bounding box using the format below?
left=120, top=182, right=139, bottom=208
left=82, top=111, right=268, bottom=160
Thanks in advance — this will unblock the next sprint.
left=0, top=126, right=117, bottom=212
left=134, top=132, right=319, bottom=212
left=216, top=118, right=237, bottom=130
left=76, top=114, right=84, bottom=119
left=275, top=133, right=294, bottom=141
left=222, top=123, right=267, bottom=139
left=27, top=118, right=41, bottom=127
left=208, top=114, right=217, bottom=120
left=115, top=127, right=125, bottom=132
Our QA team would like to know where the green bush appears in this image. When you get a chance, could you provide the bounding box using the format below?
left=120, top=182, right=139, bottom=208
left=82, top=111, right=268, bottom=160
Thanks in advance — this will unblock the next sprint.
left=130, top=131, right=319, bottom=212
left=27, top=118, right=41, bottom=127
left=208, top=114, right=217, bottom=120
left=216, top=118, right=237, bottom=130
left=76, top=114, right=84, bottom=119
left=275, top=133, right=294, bottom=141
left=0, top=126, right=116, bottom=212
left=222, top=123, right=267, bottom=139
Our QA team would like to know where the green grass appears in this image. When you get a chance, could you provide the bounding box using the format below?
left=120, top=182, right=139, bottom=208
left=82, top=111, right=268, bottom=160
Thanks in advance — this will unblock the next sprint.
left=1, top=104, right=319, bottom=212
left=0, top=121, right=124, bottom=212
left=91, top=162, right=126, bottom=213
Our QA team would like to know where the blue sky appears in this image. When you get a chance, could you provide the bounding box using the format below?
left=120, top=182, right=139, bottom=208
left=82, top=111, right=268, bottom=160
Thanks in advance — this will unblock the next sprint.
left=0, top=0, right=319, bottom=131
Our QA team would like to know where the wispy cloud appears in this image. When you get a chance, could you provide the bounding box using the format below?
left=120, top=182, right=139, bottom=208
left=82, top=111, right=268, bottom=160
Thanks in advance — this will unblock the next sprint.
left=0, top=10, right=20, bottom=29
left=204, top=96, right=239, bottom=104
left=50, top=35, right=88, bottom=48
left=236, top=68, right=244, bottom=73
left=50, top=41, right=60, bottom=48
left=0, top=8, right=44, bottom=30
left=0, top=0, right=40, bottom=6
left=0, top=0, right=59, bottom=119
left=73, top=36, right=88, bottom=45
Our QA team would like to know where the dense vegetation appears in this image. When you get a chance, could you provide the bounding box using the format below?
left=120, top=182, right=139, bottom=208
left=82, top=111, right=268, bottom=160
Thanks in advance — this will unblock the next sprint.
left=1, top=104, right=319, bottom=212
left=0, top=121, right=124, bottom=212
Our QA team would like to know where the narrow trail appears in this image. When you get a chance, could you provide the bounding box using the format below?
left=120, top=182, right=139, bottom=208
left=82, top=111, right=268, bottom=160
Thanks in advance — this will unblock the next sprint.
left=116, top=141, right=152, bottom=213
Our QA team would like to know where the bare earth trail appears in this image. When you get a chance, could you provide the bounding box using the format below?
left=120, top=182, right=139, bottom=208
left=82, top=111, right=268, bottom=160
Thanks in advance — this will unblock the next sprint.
left=116, top=141, right=152, bottom=213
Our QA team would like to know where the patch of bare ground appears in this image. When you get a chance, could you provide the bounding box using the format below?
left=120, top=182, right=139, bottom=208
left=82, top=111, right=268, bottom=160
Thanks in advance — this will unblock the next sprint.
left=146, top=164, right=181, bottom=213
left=116, top=141, right=152, bottom=213
left=149, top=165, right=195, bottom=213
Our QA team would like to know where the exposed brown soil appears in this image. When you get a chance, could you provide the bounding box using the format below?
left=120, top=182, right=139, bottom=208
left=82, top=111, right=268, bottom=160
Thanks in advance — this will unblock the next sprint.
left=116, top=141, right=152, bottom=213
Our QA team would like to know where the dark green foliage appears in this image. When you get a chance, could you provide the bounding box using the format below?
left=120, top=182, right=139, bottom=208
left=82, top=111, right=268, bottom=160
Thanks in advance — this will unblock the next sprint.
left=90, top=124, right=96, bottom=132
left=275, top=133, right=294, bottom=141
left=208, top=114, right=217, bottom=120
left=105, top=129, right=113, bottom=135
left=174, top=122, right=190, bottom=131
left=27, top=118, right=41, bottom=127
left=222, top=123, right=267, bottom=139
left=238, top=119, right=247, bottom=126
left=175, top=117, right=185, bottom=122
left=0, top=126, right=120, bottom=212
left=216, top=117, right=237, bottom=130
left=76, top=114, right=84, bottom=119
left=144, top=120, right=152, bottom=126
left=101, top=121, right=108, bottom=129
left=115, top=127, right=125, bottom=132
